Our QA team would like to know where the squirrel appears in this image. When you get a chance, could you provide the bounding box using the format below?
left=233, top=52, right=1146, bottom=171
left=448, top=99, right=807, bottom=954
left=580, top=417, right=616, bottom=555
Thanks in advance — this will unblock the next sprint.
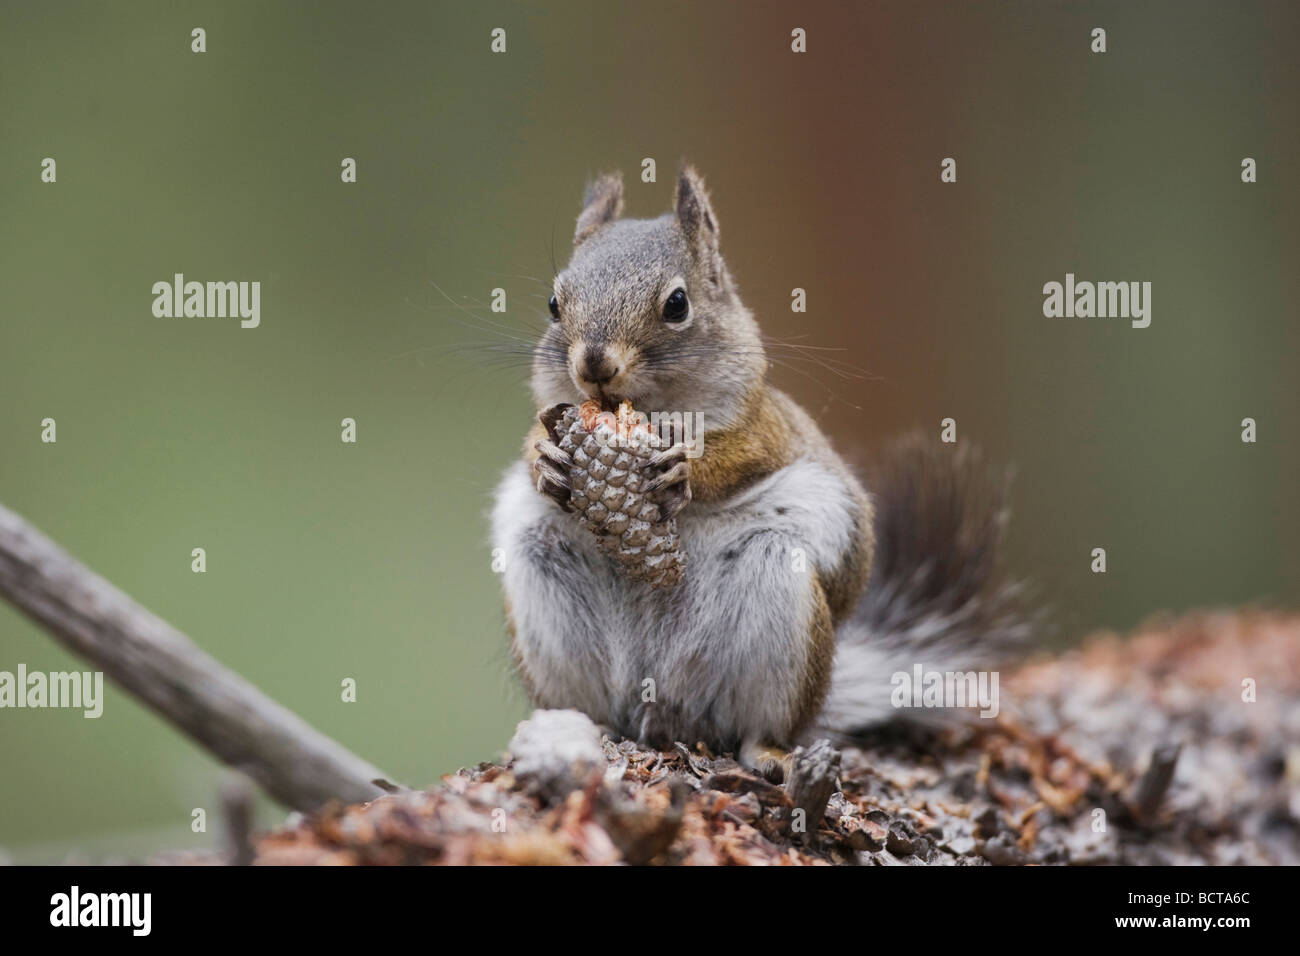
left=491, top=165, right=1027, bottom=779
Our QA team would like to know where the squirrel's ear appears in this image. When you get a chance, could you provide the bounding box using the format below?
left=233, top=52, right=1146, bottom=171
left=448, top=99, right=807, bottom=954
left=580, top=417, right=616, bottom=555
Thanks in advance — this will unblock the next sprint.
left=575, top=172, right=624, bottom=244
left=675, top=164, right=722, bottom=277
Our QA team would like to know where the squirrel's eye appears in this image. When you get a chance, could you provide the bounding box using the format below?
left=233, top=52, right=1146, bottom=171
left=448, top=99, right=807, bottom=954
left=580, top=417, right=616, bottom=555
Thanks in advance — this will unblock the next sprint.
left=548, top=295, right=560, bottom=322
left=663, top=288, right=689, bottom=323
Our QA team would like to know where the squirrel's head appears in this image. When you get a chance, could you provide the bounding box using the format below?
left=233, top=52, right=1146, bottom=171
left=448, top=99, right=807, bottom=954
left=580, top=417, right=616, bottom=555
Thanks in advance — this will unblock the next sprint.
left=531, top=165, right=766, bottom=429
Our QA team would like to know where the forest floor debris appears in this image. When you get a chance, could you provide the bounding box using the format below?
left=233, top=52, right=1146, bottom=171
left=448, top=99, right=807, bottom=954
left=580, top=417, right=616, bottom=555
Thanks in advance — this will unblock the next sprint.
left=238, top=610, right=1299, bottom=865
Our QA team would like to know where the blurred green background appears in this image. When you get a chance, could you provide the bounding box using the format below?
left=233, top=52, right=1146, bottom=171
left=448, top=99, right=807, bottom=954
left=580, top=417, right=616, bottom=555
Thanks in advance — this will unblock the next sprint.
left=0, top=1, right=1295, bottom=859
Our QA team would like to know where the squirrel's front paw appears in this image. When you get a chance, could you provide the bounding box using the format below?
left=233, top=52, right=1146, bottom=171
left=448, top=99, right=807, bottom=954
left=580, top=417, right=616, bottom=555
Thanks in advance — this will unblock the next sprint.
left=644, top=443, right=692, bottom=519
left=533, top=403, right=575, bottom=511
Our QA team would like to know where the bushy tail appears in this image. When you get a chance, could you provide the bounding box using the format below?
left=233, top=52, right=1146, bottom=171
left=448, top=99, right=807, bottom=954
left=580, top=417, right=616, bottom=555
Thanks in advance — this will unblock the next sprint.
left=817, top=435, right=1033, bottom=735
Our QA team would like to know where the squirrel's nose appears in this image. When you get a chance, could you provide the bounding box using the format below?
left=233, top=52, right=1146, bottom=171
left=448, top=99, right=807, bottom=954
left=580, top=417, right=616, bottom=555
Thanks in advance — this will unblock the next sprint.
left=579, top=346, right=619, bottom=385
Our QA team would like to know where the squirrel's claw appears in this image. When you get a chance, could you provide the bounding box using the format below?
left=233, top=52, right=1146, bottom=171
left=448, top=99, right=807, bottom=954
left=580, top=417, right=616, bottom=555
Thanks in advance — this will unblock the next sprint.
left=538, top=403, right=574, bottom=444
left=531, top=444, right=572, bottom=512
left=533, top=438, right=572, bottom=469
left=534, top=406, right=576, bottom=511
left=658, top=480, right=692, bottom=520
left=645, top=455, right=691, bottom=519
left=647, top=443, right=688, bottom=471
left=644, top=460, right=689, bottom=495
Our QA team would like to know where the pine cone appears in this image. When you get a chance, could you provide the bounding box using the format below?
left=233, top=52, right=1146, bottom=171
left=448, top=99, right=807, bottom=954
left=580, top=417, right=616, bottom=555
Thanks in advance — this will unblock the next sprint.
left=552, top=400, right=685, bottom=588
